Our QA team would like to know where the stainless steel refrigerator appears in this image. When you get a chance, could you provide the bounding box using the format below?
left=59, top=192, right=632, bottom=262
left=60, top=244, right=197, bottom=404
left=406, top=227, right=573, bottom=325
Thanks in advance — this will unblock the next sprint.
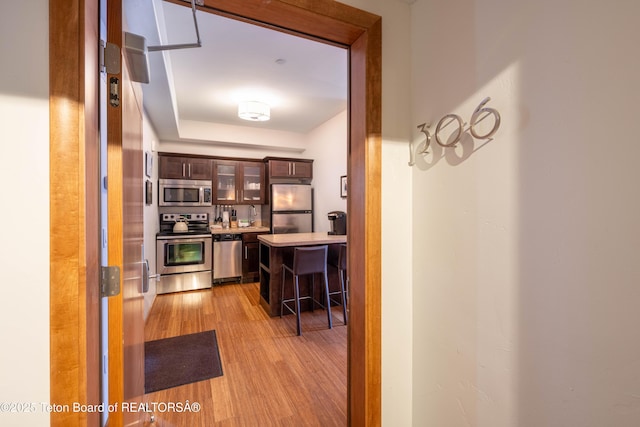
left=270, top=184, right=313, bottom=234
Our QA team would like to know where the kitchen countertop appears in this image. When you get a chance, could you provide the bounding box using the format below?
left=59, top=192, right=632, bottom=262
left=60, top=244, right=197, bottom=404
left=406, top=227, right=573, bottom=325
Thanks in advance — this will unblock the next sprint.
left=210, top=226, right=270, bottom=235
left=258, top=232, right=347, bottom=247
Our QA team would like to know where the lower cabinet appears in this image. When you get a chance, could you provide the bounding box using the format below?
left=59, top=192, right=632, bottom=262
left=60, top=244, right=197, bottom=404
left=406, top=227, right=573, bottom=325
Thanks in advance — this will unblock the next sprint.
left=242, top=232, right=268, bottom=283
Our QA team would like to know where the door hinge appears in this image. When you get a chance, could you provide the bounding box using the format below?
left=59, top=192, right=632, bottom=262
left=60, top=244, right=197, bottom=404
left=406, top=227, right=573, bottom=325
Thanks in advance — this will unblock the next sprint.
left=100, top=40, right=121, bottom=75
left=100, top=266, right=121, bottom=297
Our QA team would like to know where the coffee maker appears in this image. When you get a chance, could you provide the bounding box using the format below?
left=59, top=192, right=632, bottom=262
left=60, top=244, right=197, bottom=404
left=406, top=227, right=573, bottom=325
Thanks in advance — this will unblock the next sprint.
left=327, top=211, right=347, bottom=235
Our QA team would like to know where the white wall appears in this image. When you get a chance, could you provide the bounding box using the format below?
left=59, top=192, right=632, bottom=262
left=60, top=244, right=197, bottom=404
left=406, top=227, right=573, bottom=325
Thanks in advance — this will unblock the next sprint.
left=178, top=120, right=310, bottom=152
left=160, top=139, right=304, bottom=160
left=302, top=110, right=347, bottom=232
left=0, top=2, right=50, bottom=426
left=410, top=1, right=640, bottom=426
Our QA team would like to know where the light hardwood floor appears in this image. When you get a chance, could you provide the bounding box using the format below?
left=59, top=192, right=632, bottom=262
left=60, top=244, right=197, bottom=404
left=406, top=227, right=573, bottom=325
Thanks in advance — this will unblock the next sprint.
left=143, top=282, right=347, bottom=426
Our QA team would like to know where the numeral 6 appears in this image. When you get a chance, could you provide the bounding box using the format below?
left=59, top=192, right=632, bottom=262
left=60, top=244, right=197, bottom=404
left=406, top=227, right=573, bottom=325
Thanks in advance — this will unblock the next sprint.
left=469, top=97, right=501, bottom=140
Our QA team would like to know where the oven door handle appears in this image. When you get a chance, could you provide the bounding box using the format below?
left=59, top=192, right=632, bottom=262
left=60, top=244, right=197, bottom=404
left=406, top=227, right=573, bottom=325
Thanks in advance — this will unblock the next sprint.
left=156, top=234, right=212, bottom=240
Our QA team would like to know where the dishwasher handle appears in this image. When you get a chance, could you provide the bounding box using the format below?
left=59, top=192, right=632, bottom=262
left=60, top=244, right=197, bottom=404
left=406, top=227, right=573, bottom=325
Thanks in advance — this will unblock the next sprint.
left=214, top=233, right=242, bottom=241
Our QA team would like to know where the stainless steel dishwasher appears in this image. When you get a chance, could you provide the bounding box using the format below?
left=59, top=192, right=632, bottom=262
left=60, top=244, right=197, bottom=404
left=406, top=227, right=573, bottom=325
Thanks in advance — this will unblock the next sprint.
left=213, top=233, right=242, bottom=282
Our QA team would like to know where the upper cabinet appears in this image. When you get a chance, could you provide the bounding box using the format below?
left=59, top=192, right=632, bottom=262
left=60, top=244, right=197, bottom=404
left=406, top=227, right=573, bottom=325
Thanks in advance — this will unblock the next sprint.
left=157, top=153, right=312, bottom=200
left=159, top=155, right=211, bottom=180
left=213, top=160, right=265, bottom=204
left=265, top=157, right=313, bottom=182
left=213, top=160, right=237, bottom=202
left=240, top=161, right=266, bottom=204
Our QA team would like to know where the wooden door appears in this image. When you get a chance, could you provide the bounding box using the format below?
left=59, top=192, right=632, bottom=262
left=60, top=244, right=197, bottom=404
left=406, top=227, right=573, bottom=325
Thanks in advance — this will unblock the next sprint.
left=106, top=0, right=146, bottom=425
left=269, top=159, right=292, bottom=178
left=158, top=155, right=187, bottom=179
left=188, top=157, right=212, bottom=179
left=291, top=160, right=313, bottom=179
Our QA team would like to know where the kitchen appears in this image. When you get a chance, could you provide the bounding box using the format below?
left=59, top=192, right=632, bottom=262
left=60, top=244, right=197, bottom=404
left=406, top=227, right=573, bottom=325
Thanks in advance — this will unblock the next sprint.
left=145, top=148, right=349, bottom=423
left=129, top=1, right=351, bottom=422
left=130, top=0, right=350, bottom=320
left=154, top=155, right=346, bottom=293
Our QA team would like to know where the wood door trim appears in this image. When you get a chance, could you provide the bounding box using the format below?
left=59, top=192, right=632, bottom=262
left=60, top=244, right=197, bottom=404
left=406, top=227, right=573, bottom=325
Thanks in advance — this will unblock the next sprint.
left=49, top=0, right=100, bottom=425
left=348, top=25, right=383, bottom=426
left=168, top=0, right=379, bottom=46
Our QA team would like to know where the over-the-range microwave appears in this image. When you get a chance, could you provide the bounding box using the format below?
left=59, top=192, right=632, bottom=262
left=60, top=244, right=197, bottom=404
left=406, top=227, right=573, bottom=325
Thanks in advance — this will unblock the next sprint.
left=159, top=178, right=212, bottom=207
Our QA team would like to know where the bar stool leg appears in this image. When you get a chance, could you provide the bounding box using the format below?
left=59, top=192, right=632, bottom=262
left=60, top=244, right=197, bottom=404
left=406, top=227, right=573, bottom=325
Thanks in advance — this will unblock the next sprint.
left=339, top=269, right=347, bottom=324
left=280, top=265, right=286, bottom=318
left=294, top=275, right=302, bottom=336
left=310, top=273, right=315, bottom=312
left=323, top=270, right=333, bottom=329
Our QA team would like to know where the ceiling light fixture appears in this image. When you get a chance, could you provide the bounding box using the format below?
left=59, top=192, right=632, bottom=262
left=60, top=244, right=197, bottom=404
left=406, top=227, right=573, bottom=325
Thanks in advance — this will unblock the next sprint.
left=238, top=101, right=270, bottom=121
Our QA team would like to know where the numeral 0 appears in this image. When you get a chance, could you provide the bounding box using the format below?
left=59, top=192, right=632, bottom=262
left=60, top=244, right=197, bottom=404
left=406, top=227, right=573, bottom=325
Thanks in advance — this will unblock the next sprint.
left=416, top=97, right=501, bottom=154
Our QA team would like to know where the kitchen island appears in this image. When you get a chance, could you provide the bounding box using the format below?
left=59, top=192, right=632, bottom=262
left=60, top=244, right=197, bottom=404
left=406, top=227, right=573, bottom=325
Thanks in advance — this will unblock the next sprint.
left=258, top=232, right=347, bottom=316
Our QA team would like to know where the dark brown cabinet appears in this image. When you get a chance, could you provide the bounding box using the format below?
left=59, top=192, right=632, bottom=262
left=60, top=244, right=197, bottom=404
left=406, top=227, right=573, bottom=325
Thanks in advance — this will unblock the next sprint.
left=242, top=232, right=268, bottom=283
left=159, top=155, right=211, bottom=180
left=239, top=161, right=266, bottom=204
left=212, top=160, right=237, bottom=203
left=213, top=160, right=265, bottom=204
left=265, top=158, right=313, bottom=181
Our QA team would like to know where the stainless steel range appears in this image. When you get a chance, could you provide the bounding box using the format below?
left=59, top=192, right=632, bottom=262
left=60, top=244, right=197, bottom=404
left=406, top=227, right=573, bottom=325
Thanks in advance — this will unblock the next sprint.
left=156, top=213, right=212, bottom=294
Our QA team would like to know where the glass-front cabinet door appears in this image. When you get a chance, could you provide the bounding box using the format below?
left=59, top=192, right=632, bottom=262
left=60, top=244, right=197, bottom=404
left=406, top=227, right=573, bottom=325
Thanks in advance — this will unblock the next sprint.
left=213, top=160, right=265, bottom=204
left=241, top=161, right=265, bottom=203
left=213, top=161, right=238, bottom=203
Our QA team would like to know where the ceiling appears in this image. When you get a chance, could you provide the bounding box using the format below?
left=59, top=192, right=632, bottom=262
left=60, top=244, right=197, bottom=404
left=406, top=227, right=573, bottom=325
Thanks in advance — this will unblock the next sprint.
left=124, top=0, right=348, bottom=146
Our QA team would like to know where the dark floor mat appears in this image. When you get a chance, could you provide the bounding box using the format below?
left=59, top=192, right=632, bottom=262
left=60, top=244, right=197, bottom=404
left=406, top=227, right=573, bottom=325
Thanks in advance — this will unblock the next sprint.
left=145, top=330, right=223, bottom=393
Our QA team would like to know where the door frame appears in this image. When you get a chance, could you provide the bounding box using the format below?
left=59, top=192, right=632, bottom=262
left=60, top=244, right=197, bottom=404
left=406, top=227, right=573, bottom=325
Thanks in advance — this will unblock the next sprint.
left=49, top=0, right=101, bottom=426
left=49, top=0, right=382, bottom=425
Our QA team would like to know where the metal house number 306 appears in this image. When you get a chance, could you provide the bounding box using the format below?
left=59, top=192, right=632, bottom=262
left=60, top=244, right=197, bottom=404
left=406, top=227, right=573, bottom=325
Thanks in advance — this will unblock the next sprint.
left=416, top=97, right=501, bottom=154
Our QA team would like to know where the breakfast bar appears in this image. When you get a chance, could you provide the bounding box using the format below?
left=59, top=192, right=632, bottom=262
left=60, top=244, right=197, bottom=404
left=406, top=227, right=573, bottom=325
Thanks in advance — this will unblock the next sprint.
left=258, top=232, right=347, bottom=316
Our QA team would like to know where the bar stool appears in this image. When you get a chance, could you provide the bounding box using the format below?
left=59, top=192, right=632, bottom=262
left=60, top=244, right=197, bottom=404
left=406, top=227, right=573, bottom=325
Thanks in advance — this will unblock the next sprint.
left=328, top=243, right=348, bottom=324
left=281, top=245, right=332, bottom=336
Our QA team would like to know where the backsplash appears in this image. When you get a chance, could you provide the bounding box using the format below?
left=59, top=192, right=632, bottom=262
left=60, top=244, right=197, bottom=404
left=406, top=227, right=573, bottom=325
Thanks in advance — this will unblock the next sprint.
left=158, top=204, right=263, bottom=225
